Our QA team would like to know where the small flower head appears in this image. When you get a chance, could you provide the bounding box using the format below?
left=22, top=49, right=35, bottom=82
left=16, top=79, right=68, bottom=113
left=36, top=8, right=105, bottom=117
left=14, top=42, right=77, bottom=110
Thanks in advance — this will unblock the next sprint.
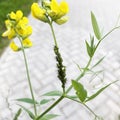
left=31, top=0, right=69, bottom=25
left=2, top=10, right=33, bottom=52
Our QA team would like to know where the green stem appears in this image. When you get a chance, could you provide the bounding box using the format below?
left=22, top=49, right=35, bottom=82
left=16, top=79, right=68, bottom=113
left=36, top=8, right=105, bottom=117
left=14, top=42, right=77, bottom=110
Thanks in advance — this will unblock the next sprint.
left=18, top=36, right=37, bottom=116
left=66, top=57, right=92, bottom=93
left=49, top=22, right=58, bottom=48
left=36, top=96, right=64, bottom=120
left=95, top=26, right=120, bottom=52
left=65, top=96, right=98, bottom=117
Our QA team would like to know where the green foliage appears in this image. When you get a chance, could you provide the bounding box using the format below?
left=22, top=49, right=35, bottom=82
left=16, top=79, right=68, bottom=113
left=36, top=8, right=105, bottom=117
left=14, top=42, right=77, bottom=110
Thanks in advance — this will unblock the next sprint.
left=85, top=80, right=118, bottom=102
left=91, top=12, right=101, bottom=40
left=18, top=105, right=35, bottom=119
left=72, top=80, right=87, bottom=102
left=43, top=90, right=62, bottom=96
left=40, top=98, right=55, bottom=105
left=65, top=95, right=78, bottom=99
left=40, top=114, right=59, bottom=120
left=16, top=98, right=38, bottom=104
left=91, top=56, right=105, bottom=69
left=86, top=35, right=96, bottom=58
left=13, top=108, right=22, bottom=120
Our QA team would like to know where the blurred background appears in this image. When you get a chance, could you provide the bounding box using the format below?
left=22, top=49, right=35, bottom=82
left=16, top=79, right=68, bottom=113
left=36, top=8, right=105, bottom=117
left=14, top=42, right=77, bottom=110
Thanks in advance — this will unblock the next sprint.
left=0, top=0, right=120, bottom=120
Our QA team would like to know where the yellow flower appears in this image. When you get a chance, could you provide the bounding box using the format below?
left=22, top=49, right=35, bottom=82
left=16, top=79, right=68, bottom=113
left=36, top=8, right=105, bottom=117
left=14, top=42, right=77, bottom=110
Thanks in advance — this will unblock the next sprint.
left=31, top=3, right=48, bottom=22
left=2, top=28, right=16, bottom=40
left=22, top=38, right=33, bottom=48
left=17, top=17, right=28, bottom=28
left=10, top=10, right=23, bottom=22
left=10, top=41, right=19, bottom=51
left=16, top=16, right=32, bottom=37
left=2, top=20, right=16, bottom=39
left=17, top=25, right=32, bottom=38
left=3, top=10, right=32, bottom=40
left=3, top=10, right=33, bottom=51
left=49, top=0, right=69, bottom=20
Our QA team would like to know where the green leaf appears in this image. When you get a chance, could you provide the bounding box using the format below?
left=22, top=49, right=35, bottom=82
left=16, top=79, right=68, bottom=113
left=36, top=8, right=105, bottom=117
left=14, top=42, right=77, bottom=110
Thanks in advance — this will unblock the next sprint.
left=90, top=35, right=96, bottom=55
left=40, top=98, right=55, bottom=105
left=66, top=95, right=78, bottom=99
left=90, top=35, right=94, bottom=49
left=91, top=56, right=105, bottom=69
left=16, top=98, right=38, bottom=104
left=43, top=91, right=62, bottom=96
left=91, top=12, right=101, bottom=40
left=13, top=108, right=22, bottom=120
left=75, top=63, right=82, bottom=72
left=86, top=41, right=92, bottom=57
left=72, top=80, right=87, bottom=102
left=40, top=114, right=59, bottom=120
left=18, top=104, right=35, bottom=119
left=85, top=80, right=118, bottom=102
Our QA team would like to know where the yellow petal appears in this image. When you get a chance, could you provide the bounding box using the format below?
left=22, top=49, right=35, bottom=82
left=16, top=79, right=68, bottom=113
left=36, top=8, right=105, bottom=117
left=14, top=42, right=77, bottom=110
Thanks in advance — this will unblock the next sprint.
left=2, top=28, right=16, bottom=40
left=10, top=12, right=16, bottom=20
left=17, top=17, right=29, bottom=29
left=16, top=10, right=23, bottom=20
left=10, top=41, right=19, bottom=51
left=22, top=38, right=33, bottom=47
left=31, top=3, right=48, bottom=22
left=60, top=1, right=69, bottom=14
left=50, top=0, right=59, bottom=12
left=10, top=10, right=23, bottom=21
left=5, top=19, right=11, bottom=26
left=2, top=29, right=11, bottom=37
left=8, top=29, right=16, bottom=39
left=49, top=0, right=69, bottom=20
left=17, top=26, right=32, bottom=37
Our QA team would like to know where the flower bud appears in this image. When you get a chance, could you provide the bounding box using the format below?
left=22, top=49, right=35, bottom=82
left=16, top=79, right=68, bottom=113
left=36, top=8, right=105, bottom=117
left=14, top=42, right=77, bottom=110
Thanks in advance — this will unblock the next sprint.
left=55, top=16, right=68, bottom=25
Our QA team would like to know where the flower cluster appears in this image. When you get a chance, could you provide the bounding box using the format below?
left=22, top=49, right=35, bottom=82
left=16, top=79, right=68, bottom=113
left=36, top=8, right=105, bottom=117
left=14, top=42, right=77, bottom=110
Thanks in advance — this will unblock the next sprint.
left=2, top=10, right=32, bottom=51
left=31, top=0, right=69, bottom=25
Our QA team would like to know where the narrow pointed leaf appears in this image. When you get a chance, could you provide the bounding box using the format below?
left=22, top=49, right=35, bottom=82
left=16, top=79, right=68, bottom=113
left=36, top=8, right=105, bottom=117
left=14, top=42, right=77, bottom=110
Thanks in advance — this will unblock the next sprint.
left=66, top=95, right=78, bottom=99
left=13, top=108, right=22, bottom=120
left=43, top=91, right=62, bottom=96
left=72, top=80, right=87, bottom=102
left=75, top=63, right=82, bottom=72
left=16, top=98, right=38, bottom=104
left=91, top=56, right=105, bottom=69
left=86, top=41, right=92, bottom=57
left=85, top=80, right=118, bottom=102
left=90, top=35, right=94, bottom=49
left=91, top=12, right=101, bottom=40
left=40, top=114, right=59, bottom=120
left=18, top=105, right=35, bottom=119
left=40, top=98, right=55, bottom=105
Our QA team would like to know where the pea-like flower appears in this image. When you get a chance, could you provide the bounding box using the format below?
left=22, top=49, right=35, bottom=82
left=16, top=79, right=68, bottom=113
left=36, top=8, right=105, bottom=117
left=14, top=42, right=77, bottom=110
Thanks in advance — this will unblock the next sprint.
left=48, top=0, right=69, bottom=20
left=2, top=10, right=33, bottom=51
left=31, top=0, right=69, bottom=25
left=10, top=41, right=19, bottom=52
left=31, top=3, right=49, bottom=22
